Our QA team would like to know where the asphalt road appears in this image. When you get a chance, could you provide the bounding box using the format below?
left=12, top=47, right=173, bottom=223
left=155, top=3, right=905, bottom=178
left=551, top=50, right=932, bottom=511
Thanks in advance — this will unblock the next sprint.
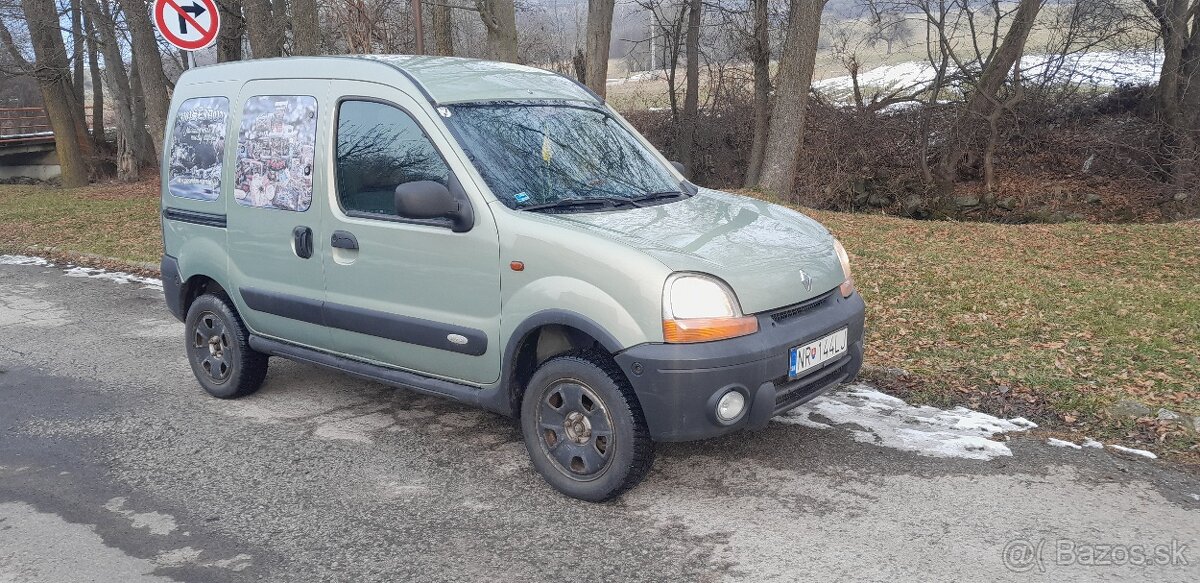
left=1, top=260, right=1198, bottom=582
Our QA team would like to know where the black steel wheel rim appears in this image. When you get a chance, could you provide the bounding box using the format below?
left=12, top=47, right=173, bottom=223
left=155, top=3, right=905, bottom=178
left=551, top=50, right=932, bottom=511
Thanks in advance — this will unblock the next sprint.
left=536, top=378, right=615, bottom=481
left=189, top=311, right=233, bottom=384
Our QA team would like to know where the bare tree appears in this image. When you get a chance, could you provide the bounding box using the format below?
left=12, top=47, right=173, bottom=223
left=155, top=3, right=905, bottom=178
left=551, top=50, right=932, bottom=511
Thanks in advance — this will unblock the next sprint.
left=477, top=0, right=518, bottom=61
left=431, top=0, right=455, bottom=55
left=3, top=0, right=91, bottom=186
left=120, top=0, right=172, bottom=157
left=1143, top=0, right=1200, bottom=186
left=675, top=0, right=700, bottom=170
left=291, top=0, right=319, bottom=55
left=69, top=0, right=85, bottom=116
left=84, top=0, right=140, bottom=178
left=243, top=0, right=285, bottom=57
left=215, top=0, right=245, bottom=61
left=743, top=0, right=770, bottom=186
left=82, top=6, right=103, bottom=148
left=583, top=0, right=616, bottom=96
left=933, top=0, right=1043, bottom=200
left=757, top=0, right=827, bottom=197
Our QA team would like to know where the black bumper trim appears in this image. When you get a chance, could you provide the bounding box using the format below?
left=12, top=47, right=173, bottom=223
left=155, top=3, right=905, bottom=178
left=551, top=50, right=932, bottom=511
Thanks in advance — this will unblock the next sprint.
left=161, top=254, right=185, bottom=322
left=614, top=291, right=866, bottom=442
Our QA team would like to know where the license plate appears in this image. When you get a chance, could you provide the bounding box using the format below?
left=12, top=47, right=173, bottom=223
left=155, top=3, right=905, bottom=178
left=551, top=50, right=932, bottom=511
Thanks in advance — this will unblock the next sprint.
left=789, top=328, right=849, bottom=378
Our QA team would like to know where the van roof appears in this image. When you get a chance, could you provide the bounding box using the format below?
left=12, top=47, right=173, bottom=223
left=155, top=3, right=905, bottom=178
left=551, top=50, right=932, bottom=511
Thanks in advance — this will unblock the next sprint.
left=179, top=55, right=601, bottom=106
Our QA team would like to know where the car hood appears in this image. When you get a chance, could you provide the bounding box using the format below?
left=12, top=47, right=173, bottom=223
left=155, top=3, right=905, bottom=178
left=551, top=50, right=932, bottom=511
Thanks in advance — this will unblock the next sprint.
left=534, top=188, right=845, bottom=314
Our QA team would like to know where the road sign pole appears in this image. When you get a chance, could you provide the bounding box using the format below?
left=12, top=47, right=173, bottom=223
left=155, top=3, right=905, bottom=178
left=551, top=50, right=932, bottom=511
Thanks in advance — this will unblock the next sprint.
left=187, top=50, right=196, bottom=69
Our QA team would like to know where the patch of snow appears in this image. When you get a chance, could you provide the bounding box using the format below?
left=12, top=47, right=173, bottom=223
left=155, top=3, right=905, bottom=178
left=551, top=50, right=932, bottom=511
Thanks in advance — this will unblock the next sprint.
left=1107, top=444, right=1158, bottom=459
left=1047, top=438, right=1083, bottom=450
left=103, top=497, right=178, bottom=535
left=1082, top=438, right=1104, bottom=449
left=606, top=70, right=663, bottom=85
left=2, top=254, right=162, bottom=290
left=0, top=255, right=51, bottom=266
left=776, top=384, right=1035, bottom=460
left=0, top=130, right=53, bottom=139
left=63, top=266, right=162, bottom=290
left=1191, top=494, right=1200, bottom=502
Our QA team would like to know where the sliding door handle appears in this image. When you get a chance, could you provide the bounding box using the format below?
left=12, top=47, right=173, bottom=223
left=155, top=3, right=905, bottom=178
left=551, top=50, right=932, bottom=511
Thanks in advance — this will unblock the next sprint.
left=292, top=226, right=313, bottom=259
left=331, top=230, right=359, bottom=250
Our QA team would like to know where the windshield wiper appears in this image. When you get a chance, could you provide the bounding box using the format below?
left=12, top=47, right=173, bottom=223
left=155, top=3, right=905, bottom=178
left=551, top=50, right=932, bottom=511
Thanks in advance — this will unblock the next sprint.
left=630, top=190, right=689, bottom=204
left=520, top=196, right=643, bottom=212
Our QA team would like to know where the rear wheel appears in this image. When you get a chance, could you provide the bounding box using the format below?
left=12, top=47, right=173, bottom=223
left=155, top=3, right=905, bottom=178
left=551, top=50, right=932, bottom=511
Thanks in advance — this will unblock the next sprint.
left=184, top=293, right=268, bottom=399
left=521, top=350, right=655, bottom=501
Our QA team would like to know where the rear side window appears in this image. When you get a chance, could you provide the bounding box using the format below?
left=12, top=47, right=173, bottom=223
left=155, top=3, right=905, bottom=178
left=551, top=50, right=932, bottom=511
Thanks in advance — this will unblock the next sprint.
left=168, top=97, right=229, bottom=201
left=234, top=95, right=317, bottom=211
left=335, top=100, right=450, bottom=218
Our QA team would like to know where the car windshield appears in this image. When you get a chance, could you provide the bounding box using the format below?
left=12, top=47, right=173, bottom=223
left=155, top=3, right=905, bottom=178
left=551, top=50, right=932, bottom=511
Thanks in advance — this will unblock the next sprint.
left=445, top=103, right=684, bottom=210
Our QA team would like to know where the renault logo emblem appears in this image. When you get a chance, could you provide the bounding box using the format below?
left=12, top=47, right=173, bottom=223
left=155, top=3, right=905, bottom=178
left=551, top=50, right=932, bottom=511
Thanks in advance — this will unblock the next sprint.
left=799, top=271, right=813, bottom=291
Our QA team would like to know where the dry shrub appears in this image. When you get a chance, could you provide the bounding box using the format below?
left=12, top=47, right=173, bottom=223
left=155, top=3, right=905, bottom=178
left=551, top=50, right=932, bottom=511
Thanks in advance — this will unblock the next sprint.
left=626, top=86, right=1199, bottom=223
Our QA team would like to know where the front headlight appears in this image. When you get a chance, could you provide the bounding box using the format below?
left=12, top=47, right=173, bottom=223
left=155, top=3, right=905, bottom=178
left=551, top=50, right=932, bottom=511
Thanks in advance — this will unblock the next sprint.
left=834, top=239, right=855, bottom=297
left=662, top=273, right=758, bottom=343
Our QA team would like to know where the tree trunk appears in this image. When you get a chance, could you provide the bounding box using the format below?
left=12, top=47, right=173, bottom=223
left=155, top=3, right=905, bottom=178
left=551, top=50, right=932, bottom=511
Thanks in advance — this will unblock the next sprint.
left=83, top=8, right=105, bottom=149
left=743, top=0, right=770, bottom=187
left=933, top=0, right=1042, bottom=198
left=432, top=0, right=454, bottom=56
left=583, top=0, right=616, bottom=97
left=70, top=0, right=86, bottom=119
left=675, top=0, right=701, bottom=172
left=86, top=0, right=140, bottom=178
left=243, top=0, right=284, bottom=57
left=756, top=0, right=826, bottom=198
left=291, top=0, right=320, bottom=55
left=120, top=0, right=172, bottom=158
left=216, top=0, right=245, bottom=62
left=663, top=9, right=684, bottom=123
left=19, top=0, right=91, bottom=186
left=128, top=51, right=157, bottom=166
left=1149, top=0, right=1199, bottom=186
left=477, top=0, right=518, bottom=62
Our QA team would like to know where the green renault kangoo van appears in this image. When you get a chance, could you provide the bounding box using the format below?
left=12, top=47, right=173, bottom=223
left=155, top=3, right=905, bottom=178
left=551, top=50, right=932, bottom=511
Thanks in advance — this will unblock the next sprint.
left=160, top=55, right=865, bottom=501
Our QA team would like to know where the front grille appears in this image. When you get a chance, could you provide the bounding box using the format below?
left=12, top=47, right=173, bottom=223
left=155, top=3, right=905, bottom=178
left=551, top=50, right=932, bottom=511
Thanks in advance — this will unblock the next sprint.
left=770, top=289, right=836, bottom=324
left=772, top=353, right=852, bottom=414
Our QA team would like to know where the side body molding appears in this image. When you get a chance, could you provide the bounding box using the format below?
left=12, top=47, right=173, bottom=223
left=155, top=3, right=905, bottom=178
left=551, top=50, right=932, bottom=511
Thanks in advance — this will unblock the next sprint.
left=239, top=287, right=488, bottom=356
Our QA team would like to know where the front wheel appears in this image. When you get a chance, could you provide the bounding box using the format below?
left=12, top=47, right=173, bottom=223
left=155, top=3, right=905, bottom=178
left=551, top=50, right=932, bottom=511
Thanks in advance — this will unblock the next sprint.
left=521, top=351, right=655, bottom=502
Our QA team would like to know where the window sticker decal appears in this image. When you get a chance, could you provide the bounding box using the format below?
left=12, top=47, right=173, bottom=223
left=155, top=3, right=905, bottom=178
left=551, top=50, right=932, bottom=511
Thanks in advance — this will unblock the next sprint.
left=234, top=95, right=317, bottom=211
left=168, top=96, right=229, bottom=201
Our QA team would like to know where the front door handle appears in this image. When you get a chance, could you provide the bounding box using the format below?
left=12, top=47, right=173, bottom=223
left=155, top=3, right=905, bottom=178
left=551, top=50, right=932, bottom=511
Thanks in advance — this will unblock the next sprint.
left=292, top=226, right=313, bottom=259
left=331, top=230, right=359, bottom=250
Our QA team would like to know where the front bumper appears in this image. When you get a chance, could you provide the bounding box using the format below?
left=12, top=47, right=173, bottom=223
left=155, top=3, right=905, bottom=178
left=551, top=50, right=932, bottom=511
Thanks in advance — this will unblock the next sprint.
left=614, top=289, right=865, bottom=442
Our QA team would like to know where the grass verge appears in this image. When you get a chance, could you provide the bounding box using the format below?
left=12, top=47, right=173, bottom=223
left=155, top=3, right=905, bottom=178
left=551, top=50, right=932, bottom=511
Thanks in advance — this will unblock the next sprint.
left=2, top=181, right=1197, bottom=460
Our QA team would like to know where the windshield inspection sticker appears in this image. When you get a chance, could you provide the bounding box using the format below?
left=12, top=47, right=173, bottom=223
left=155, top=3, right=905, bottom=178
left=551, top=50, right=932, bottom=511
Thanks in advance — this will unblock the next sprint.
left=514, top=192, right=531, bottom=203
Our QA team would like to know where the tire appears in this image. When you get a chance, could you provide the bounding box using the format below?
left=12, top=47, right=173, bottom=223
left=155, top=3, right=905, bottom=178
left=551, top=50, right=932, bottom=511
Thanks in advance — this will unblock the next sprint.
left=521, top=350, right=655, bottom=502
left=184, top=293, right=268, bottom=399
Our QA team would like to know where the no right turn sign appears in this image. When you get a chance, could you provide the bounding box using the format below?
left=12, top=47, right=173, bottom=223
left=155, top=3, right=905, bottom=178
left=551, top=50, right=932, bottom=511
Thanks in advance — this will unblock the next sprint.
left=153, top=0, right=221, bottom=52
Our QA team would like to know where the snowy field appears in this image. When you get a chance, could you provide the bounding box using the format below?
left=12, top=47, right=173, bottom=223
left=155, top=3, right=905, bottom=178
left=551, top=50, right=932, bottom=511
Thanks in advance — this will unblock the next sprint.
left=814, top=50, right=1164, bottom=98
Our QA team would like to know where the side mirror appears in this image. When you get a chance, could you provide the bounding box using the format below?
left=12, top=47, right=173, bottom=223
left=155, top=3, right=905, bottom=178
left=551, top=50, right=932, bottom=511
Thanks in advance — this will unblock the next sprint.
left=394, top=179, right=473, bottom=232
left=669, top=160, right=689, bottom=179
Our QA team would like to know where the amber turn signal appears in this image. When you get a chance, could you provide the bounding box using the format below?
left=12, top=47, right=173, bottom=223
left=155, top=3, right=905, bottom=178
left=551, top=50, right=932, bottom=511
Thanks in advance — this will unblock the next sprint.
left=662, top=316, right=759, bottom=343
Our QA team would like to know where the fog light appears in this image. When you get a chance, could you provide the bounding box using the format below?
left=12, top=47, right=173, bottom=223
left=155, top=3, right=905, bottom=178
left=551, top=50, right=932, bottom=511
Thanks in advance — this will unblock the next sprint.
left=716, top=390, right=746, bottom=423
